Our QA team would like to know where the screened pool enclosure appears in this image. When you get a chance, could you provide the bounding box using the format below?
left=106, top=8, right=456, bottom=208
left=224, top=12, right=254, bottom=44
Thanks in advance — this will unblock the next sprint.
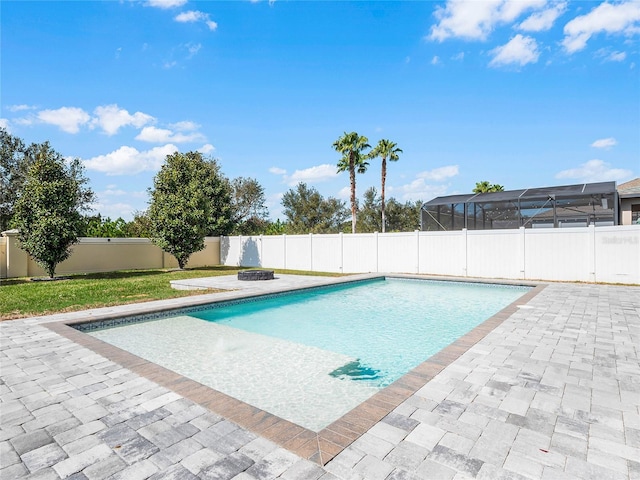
left=421, top=182, right=618, bottom=231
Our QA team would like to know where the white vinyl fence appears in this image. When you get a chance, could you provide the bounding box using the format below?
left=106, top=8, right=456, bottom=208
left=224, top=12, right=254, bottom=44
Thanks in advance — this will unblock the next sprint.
left=220, top=225, right=640, bottom=284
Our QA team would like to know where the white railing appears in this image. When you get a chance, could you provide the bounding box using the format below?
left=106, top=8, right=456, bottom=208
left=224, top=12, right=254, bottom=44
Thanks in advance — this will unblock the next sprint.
left=220, top=225, right=640, bottom=284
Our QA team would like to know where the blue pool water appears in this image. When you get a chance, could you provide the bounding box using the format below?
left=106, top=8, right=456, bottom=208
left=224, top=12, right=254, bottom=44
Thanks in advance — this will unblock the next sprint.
left=192, top=278, right=529, bottom=386
left=89, top=278, right=530, bottom=430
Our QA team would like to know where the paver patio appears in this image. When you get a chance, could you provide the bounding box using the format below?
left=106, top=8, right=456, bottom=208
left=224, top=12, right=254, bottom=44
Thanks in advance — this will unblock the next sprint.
left=1, top=275, right=639, bottom=479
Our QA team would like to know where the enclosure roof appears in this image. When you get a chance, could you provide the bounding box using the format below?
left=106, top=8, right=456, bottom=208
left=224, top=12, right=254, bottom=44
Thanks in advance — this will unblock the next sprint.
left=422, top=181, right=617, bottom=207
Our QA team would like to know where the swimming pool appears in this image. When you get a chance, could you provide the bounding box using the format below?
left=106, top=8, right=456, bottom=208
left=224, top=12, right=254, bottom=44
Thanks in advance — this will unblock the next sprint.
left=86, top=278, right=530, bottom=431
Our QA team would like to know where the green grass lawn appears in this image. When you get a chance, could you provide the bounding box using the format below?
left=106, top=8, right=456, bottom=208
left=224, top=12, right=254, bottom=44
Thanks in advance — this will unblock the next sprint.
left=0, top=267, right=343, bottom=321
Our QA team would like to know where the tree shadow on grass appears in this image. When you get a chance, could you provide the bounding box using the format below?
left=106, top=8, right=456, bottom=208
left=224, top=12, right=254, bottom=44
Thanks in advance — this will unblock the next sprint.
left=0, top=265, right=245, bottom=285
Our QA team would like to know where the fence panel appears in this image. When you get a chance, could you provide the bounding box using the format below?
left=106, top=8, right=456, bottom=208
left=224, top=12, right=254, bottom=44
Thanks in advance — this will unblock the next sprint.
left=237, top=236, right=262, bottom=267
left=342, top=234, right=377, bottom=273
left=261, top=235, right=285, bottom=269
left=419, top=231, right=465, bottom=276
left=284, top=235, right=312, bottom=271
left=311, top=235, right=342, bottom=273
left=192, top=237, right=221, bottom=267
left=27, top=238, right=165, bottom=277
left=524, top=228, right=592, bottom=282
left=467, top=230, right=523, bottom=279
left=594, top=226, right=640, bottom=284
left=378, top=232, right=418, bottom=273
left=220, top=236, right=242, bottom=266
left=0, top=237, right=6, bottom=279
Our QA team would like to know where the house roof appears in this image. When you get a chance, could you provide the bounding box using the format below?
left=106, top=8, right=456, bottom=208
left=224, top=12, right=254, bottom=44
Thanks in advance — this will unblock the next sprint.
left=618, top=178, right=640, bottom=198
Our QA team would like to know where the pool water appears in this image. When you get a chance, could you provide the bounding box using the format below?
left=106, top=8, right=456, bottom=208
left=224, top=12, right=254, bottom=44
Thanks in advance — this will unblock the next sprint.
left=89, top=278, right=529, bottom=431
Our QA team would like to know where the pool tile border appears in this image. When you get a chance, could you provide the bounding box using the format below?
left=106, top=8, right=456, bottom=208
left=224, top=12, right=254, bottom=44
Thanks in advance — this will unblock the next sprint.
left=44, top=276, right=546, bottom=466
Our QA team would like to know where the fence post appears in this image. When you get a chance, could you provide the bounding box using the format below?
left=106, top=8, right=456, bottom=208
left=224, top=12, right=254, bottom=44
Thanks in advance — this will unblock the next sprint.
left=309, top=233, right=313, bottom=272
left=415, top=230, right=420, bottom=274
left=259, top=234, right=263, bottom=267
left=519, top=226, right=526, bottom=280
left=4, top=230, right=29, bottom=278
left=339, top=232, right=343, bottom=273
left=375, top=232, right=379, bottom=273
left=462, top=228, right=468, bottom=277
left=589, top=224, right=596, bottom=282
left=283, top=234, right=287, bottom=271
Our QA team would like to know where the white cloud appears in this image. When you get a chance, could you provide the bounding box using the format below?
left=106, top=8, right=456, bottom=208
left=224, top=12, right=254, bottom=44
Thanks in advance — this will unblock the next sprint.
left=135, top=126, right=205, bottom=143
left=431, top=55, right=441, bottom=65
left=337, top=186, right=351, bottom=200
left=102, top=187, right=128, bottom=196
left=397, top=179, right=450, bottom=202
left=417, top=165, right=460, bottom=181
left=394, top=166, right=459, bottom=201
left=174, top=10, right=218, bottom=30
left=92, top=104, right=155, bottom=136
left=429, top=0, right=546, bottom=41
left=170, top=120, right=200, bottom=131
left=37, top=107, right=91, bottom=133
left=285, top=164, right=339, bottom=186
left=83, top=144, right=178, bottom=175
left=89, top=199, right=138, bottom=222
left=100, top=186, right=146, bottom=199
left=596, top=48, right=628, bottom=62
left=269, top=167, right=287, bottom=175
left=562, top=1, right=640, bottom=53
left=452, top=52, right=465, bottom=61
left=198, top=144, right=215, bottom=154
left=489, top=34, right=540, bottom=67
left=186, top=42, right=202, bottom=58
left=607, top=51, right=627, bottom=61
left=13, top=116, right=36, bottom=126
left=555, top=159, right=632, bottom=183
left=145, top=0, right=187, bottom=9
left=0, top=118, right=9, bottom=130
left=518, top=2, right=566, bottom=31
left=7, top=104, right=37, bottom=112
left=591, top=137, right=617, bottom=148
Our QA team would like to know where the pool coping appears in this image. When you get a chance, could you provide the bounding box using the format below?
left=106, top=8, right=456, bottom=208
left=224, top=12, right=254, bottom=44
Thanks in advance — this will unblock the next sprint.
left=44, top=273, right=546, bottom=466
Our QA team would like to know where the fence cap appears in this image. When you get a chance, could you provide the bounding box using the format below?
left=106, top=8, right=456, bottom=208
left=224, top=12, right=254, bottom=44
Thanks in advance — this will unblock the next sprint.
left=1, top=229, right=19, bottom=236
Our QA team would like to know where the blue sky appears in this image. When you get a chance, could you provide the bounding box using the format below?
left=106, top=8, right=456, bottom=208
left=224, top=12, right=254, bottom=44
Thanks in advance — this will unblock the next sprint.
left=2, top=0, right=639, bottom=221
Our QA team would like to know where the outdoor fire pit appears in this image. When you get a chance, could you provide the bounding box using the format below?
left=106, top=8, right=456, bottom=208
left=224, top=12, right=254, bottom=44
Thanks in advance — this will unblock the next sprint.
left=237, top=270, right=275, bottom=281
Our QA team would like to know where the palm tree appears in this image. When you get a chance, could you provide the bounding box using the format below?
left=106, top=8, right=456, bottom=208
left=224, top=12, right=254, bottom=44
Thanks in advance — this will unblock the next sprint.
left=473, top=181, right=505, bottom=193
left=370, top=139, right=402, bottom=233
left=333, top=132, right=370, bottom=234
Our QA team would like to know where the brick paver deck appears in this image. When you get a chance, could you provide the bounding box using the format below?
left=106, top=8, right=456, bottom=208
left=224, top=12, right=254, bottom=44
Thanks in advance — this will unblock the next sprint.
left=1, top=275, right=638, bottom=479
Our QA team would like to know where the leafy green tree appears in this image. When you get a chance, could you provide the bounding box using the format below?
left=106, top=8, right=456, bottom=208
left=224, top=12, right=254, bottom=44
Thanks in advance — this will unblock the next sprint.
left=230, top=177, right=269, bottom=235
left=124, top=211, right=153, bottom=238
left=11, top=142, right=95, bottom=278
left=264, top=219, right=287, bottom=235
left=473, top=181, right=505, bottom=193
left=82, top=215, right=129, bottom=237
left=1, top=128, right=30, bottom=232
left=357, top=187, right=382, bottom=233
left=148, top=151, right=232, bottom=269
left=385, top=198, right=422, bottom=232
left=333, top=132, right=370, bottom=234
left=281, top=182, right=349, bottom=234
left=370, top=139, right=402, bottom=233
left=204, top=161, right=234, bottom=237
